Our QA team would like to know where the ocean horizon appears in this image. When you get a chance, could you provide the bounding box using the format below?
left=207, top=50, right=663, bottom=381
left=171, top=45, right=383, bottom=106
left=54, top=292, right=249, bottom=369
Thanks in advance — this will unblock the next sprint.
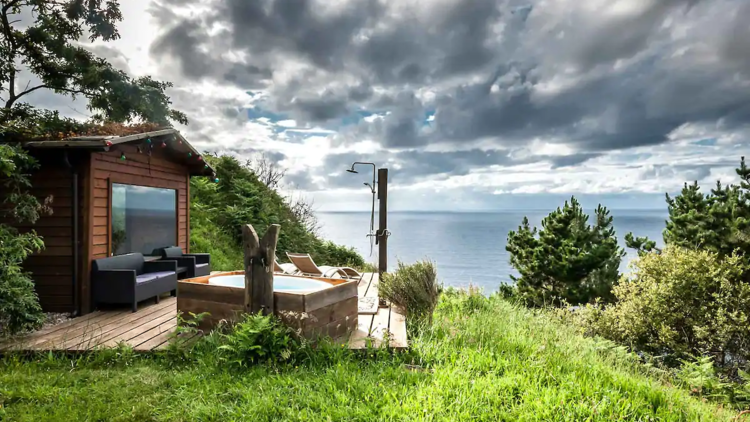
left=317, top=209, right=668, bottom=293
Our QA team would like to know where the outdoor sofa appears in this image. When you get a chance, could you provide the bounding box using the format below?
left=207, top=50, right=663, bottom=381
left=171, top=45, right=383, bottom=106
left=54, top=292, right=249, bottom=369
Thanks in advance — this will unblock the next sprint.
left=152, top=246, right=211, bottom=278
left=92, top=253, right=178, bottom=312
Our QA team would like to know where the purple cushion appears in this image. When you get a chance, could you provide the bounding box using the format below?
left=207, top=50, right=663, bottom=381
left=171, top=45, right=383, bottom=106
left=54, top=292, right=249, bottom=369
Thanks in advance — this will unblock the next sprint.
left=196, top=263, right=209, bottom=269
left=136, top=271, right=175, bottom=284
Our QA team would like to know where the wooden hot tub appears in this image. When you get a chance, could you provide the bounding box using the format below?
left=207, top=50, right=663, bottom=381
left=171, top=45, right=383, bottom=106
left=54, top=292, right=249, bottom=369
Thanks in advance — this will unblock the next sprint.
left=176, top=271, right=358, bottom=342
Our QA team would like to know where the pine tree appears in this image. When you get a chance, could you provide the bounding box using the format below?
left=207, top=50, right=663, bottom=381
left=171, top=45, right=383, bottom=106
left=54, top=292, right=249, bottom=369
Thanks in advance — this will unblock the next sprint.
left=626, top=157, right=750, bottom=261
left=506, top=197, right=624, bottom=307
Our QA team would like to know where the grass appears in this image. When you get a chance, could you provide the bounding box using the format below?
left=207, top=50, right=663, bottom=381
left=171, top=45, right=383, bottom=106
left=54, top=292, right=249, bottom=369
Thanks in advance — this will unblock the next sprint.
left=0, top=293, right=735, bottom=421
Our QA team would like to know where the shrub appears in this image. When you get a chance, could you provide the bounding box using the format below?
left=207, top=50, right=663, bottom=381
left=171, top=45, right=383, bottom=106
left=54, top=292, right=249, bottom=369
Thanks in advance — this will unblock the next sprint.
left=380, top=259, right=441, bottom=324
left=0, top=144, right=46, bottom=336
left=313, top=240, right=365, bottom=269
left=584, top=247, right=750, bottom=369
left=216, top=312, right=299, bottom=368
left=189, top=154, right=366, bottom=269
left=506, top=196, right=624, bottom=307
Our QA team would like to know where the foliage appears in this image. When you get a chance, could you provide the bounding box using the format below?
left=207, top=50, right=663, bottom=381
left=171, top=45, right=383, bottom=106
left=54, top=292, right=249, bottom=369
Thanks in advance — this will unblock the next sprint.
left=0, top=1, right=185, bottom=140
left=0, top=144, right=45, bottom=336
left=380, top=259, right=441, bottom=325
left=577, top=247, right=750, bottom=372
left=0, top=292, right=736, bottom=420
left=626, top=157, right=750, bottom=260
left=506, top=196, right=624, bottom=307
left=190, top=154, right=365, bottom=268
left=215, top=313, right=299, bottom=369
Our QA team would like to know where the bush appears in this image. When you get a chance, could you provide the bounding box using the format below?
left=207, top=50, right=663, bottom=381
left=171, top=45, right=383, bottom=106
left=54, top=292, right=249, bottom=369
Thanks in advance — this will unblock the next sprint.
left=506, top=196, right=624, bottom=307
left=380, top=259, right=441, bottom=324
left=189, top=154, right=366, bottom=269
left=582, top=247, right=750, bottom=369
left=0, top=144, right=46, bottom=336
left=215, top=312, right=300, bottom=368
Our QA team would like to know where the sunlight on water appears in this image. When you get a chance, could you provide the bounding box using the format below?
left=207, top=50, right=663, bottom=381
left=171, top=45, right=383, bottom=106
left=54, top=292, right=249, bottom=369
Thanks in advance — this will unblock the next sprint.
left=317, top=210, right=667, bottom=293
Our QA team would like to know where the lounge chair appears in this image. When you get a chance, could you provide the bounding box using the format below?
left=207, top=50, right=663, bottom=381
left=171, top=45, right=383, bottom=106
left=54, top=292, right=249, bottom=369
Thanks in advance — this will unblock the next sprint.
left=274, top=260, right=299, bottom=275
left=286, top=253, right=362, bottom=279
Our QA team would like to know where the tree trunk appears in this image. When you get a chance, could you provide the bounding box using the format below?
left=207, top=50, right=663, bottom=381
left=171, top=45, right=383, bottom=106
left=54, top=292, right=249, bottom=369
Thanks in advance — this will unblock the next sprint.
left=243, top=224, right=280, bottom=315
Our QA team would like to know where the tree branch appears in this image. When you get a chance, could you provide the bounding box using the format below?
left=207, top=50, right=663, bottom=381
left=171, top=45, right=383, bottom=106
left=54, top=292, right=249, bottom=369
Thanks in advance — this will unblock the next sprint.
left=0, top=1, right=20, bottom=109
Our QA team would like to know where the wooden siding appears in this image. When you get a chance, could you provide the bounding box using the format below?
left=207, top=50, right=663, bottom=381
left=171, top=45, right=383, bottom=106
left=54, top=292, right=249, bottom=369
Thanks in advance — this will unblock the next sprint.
left=0, top=158, right=80, bottom=313
left=90, top=144, right=190, bottom=263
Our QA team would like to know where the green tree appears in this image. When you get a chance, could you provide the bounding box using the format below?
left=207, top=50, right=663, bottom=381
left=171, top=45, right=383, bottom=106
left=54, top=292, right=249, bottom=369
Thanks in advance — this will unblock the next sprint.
left=0, top=0, right=186, bottom=138
left=506, top=196, right=624, bottom=307
left=626, top=157, right=750, bottom=260
left=0, top=143, right=46, bottom=335
left=0, top=0, right=187, bottom=333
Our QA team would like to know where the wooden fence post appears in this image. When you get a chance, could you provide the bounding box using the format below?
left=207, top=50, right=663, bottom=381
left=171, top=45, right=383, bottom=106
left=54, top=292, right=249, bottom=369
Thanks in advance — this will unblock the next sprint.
left=377, top=168, right=388, bottom=275
left=243, top=224, right=280, bottom=315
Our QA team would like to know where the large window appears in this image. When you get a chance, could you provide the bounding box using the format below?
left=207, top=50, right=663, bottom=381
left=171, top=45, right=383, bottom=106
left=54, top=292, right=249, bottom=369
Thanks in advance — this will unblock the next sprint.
left=111, top=183, right=177, bottom=256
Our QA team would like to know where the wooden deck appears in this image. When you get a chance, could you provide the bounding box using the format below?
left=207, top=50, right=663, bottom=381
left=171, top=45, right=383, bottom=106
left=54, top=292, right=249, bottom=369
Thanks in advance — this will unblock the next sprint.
left=0, top=273, right=406, bottom=352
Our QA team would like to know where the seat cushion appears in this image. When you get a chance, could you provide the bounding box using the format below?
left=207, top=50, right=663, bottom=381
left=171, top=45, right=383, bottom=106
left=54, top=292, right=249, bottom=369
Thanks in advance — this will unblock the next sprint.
left=136, top=271, right=175, bottom=284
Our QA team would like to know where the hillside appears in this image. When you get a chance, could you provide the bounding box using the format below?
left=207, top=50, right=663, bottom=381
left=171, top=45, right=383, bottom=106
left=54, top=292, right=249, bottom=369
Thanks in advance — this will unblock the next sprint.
left=0, top=292, right=732, bottom=421
left=188, top=154, right=368, bottom=271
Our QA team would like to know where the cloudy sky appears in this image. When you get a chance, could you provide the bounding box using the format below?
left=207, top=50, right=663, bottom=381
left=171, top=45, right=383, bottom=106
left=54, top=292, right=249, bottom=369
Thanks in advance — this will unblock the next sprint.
left=21, top=0, right=750, bottom=211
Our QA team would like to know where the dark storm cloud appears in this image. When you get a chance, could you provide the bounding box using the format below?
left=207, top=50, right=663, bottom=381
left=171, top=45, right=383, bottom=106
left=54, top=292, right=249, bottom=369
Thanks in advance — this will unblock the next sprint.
left=148, top=0, right=750, bottom=186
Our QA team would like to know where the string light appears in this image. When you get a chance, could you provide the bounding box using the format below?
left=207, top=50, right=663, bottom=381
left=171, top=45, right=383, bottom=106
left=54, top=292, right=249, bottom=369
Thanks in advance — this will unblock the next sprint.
left=197, top=156, right=203, bottom=161
left=161, top=141, right=167, bottom=148
left=188, top=152, right=192, bottom=158
left=120, top=152, right=126, bottom=161
left=214, top=177, right=220, bottom=183
left=105, top=140, right=113, bottom=147
left=137, top=146, right=142, bottom=154
left=146, top=138, right=152, bottom=144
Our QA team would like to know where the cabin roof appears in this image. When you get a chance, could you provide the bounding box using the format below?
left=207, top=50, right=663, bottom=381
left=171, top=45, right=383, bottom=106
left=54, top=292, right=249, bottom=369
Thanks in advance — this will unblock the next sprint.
left=21, top=128, right=214, bottom=177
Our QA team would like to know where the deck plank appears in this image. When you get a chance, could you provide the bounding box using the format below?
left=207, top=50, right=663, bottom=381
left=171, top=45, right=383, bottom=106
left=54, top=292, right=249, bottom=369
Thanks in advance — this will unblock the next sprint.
left=98, top=312, right=176, bottom=349
left=369, top=306, right=391, bottom=348
left=0, top=310, right=106, bottom=348
left=357, top=273, right=378, bottom=315
left=62, top=300, right=176, bottom=350
left=348, top=313, right=375, bottom=349
left=21, top=311, right=132, bottom=350
left=388, top=306, right=408, bottom=349
left=129, top=319, right=178, bottom=350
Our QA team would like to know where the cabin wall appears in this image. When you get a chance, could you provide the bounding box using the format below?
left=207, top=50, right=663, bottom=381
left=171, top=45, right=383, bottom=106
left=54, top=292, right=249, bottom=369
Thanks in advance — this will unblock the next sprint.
left=89, top=144, right=190, bottom=260
left=0, top=152, right=84, bottom=313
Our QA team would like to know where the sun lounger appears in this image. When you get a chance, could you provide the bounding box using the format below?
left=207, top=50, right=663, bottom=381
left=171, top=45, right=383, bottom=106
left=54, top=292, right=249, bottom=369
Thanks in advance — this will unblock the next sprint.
left=274, top=260, right=299, bottom=275
left=286, top=253, right=362, bottom=279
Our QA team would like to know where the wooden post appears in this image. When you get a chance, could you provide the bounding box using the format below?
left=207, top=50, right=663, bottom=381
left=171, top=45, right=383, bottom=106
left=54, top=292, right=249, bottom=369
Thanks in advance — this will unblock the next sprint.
left=242, top=224, right=280, bottom=315
left=377, top=168, right=388, bottom=275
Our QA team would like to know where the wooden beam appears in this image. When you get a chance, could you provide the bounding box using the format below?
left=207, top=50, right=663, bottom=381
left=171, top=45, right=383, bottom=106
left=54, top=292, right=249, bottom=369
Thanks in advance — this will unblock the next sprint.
left=242, top=224, right=280, bottom=315
left=377, top=168, right=388, bottom=274
left=80, top=154, right=95, bottom=314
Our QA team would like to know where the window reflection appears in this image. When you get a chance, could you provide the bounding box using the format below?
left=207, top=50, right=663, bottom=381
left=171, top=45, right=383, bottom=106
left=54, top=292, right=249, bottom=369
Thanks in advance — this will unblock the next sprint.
left=111, top=184, right=177, bottom=255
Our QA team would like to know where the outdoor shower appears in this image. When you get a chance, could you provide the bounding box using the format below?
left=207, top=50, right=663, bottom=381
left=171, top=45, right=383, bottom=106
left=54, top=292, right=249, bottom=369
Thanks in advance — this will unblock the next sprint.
left=346, top=162, right=389, bottom=274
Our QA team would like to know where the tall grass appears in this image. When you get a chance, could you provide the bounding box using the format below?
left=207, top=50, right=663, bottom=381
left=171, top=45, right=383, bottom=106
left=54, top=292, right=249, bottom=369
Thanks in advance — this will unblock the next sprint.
left=0, top=293, right=735, bottom=421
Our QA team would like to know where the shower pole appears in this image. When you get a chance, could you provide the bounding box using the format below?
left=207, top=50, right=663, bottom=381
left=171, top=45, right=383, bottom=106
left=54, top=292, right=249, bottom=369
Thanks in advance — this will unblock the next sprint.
left=377, top=168, right=388, bottom=275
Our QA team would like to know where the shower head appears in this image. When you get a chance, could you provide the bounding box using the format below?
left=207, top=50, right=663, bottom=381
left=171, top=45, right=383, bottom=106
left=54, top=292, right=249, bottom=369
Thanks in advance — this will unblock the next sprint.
left=346, top=168, right=358, bottom=174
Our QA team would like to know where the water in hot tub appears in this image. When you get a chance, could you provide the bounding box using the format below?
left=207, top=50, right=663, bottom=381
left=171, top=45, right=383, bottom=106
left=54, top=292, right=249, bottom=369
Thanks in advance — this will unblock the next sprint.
left=208, top=275, right=331, bottom=292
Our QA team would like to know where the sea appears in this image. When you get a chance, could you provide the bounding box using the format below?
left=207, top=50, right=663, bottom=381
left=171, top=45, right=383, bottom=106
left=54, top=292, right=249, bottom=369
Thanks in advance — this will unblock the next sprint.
left=317, top=210, right=668, bottom=293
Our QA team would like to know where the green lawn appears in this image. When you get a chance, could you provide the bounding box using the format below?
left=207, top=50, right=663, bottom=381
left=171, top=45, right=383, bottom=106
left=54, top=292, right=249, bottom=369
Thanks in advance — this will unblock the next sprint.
left=0, top=293, right=733, bottom=421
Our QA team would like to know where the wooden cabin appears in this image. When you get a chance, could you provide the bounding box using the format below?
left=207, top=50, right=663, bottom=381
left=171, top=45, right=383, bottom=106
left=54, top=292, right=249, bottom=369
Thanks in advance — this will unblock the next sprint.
left=0, top=129, right=214, bottom=315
